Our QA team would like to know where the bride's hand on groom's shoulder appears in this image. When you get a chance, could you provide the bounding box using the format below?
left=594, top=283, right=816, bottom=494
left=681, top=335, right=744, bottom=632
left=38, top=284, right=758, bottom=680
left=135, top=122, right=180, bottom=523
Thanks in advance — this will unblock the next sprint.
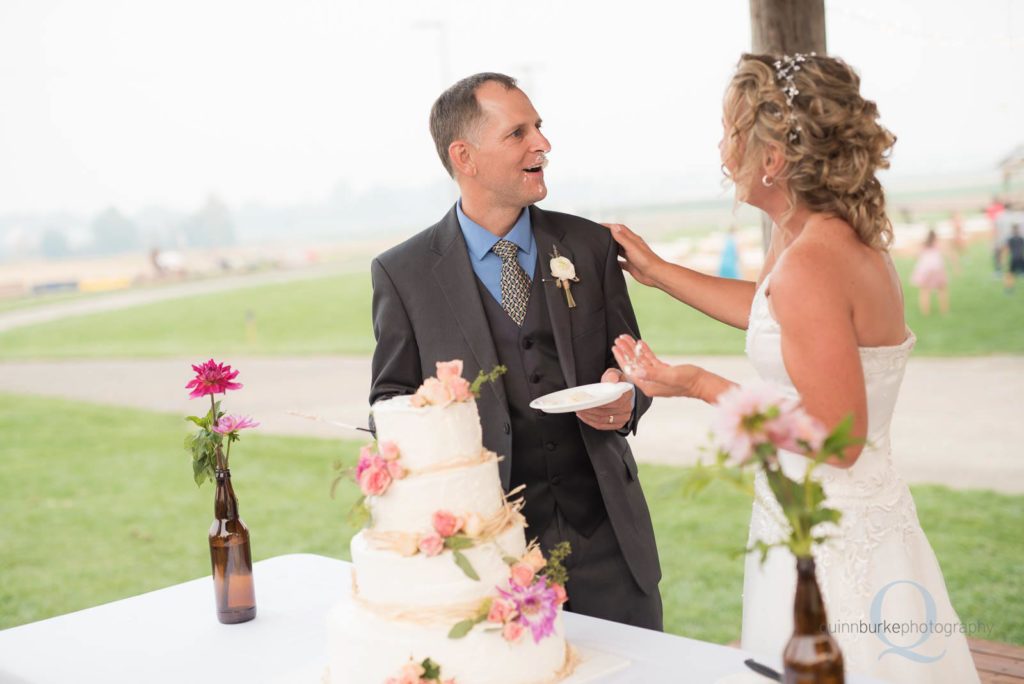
left=612, top=335, right=703, bottom=399
left=601, top=222, right=663, bottom=288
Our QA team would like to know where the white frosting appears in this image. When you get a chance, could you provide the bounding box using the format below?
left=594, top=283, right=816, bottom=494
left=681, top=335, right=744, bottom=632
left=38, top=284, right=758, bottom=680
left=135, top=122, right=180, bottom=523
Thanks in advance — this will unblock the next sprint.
left=351, top=523, right=527, bottom=607
left=368, top=457, right=505, bottom=534
left=330, top=390, right=569, bottom=684
left=372, top=396, right=483, bottom=471
left=327, top=596, right=567, bottom=684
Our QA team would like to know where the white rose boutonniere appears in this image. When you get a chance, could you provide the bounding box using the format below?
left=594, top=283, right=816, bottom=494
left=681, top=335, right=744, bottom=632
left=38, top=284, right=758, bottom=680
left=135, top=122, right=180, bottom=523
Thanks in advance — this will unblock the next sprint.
left=549, top=246, right=580, bottom=309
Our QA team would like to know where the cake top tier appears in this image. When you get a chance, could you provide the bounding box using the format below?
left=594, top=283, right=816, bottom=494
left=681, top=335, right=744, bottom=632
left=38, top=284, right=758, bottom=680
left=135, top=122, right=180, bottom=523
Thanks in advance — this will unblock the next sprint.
left=371, top=360, right=501, bottom=474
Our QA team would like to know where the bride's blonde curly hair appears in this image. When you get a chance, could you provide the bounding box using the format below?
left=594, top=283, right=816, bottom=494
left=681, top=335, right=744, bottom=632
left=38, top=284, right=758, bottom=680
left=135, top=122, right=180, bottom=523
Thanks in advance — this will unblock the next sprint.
left=722, top=53, right=897, bottom=249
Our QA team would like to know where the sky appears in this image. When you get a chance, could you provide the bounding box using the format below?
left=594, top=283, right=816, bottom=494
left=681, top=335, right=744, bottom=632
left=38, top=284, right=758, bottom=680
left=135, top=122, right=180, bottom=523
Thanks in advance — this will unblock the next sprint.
left=0, top=0, right=1020, bottom=217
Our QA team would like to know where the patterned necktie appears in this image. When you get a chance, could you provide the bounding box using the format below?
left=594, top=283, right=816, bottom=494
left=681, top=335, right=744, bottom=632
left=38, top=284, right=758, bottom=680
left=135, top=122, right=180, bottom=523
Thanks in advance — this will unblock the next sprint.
left=492, top=239, right=531, bottom=326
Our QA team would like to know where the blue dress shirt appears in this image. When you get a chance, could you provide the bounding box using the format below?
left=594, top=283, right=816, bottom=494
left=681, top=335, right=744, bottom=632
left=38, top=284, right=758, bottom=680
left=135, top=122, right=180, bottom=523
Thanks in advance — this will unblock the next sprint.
left=456, top=200, right=537, bottom=305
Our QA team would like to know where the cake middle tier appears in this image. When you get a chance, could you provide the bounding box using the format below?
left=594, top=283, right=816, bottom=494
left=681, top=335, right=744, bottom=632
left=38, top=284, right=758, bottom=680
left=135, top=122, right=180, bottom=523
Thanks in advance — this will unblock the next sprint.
left=351, top=522, right=527, bottom=607
left=368, top=456, right=506, bottom=533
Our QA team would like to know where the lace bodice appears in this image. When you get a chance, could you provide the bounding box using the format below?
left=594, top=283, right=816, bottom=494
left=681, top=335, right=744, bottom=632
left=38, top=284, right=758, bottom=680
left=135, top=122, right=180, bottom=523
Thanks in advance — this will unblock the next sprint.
left=745, top=273, right=915, bottom=500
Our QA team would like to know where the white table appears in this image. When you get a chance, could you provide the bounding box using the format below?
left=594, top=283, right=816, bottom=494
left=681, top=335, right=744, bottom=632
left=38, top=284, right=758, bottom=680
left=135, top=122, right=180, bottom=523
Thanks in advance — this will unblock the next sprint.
left=0, top=554, right=886, bottom=683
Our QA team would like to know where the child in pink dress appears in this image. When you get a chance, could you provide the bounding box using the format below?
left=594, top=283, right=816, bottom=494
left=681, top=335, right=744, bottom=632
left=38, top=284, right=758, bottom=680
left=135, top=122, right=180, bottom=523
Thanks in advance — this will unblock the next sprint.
left=911, top=229, right=949, bottom=315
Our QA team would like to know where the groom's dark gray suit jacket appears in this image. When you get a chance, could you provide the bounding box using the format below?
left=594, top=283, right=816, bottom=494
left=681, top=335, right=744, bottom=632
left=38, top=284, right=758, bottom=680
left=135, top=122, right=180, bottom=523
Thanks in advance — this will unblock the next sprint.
left=369, top=203, right=661, bottom=596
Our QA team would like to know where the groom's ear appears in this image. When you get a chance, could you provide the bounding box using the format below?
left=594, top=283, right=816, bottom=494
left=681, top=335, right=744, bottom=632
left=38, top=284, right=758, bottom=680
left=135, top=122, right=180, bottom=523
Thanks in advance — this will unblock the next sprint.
left=449, top=141, right=477, bottom=178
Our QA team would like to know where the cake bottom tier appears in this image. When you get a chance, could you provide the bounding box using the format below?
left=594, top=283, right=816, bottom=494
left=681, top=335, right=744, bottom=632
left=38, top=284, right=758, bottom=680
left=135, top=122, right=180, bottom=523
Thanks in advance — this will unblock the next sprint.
left=326, top=594, right=571, bottom=684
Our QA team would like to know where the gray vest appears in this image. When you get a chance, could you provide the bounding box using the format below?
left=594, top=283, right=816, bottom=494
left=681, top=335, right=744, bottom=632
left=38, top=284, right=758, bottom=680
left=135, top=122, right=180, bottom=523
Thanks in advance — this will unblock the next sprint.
left=475, top=262, right=606, bottom=537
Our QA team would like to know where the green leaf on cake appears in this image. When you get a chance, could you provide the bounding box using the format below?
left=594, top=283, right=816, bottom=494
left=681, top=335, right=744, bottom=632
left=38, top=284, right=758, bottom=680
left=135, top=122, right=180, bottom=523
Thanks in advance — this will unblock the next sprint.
left=452, top=549, right=480, bottom=581
left=421, top=658, right=442, bottom=679
left=448, top=618, right=477, bottom=639
left=443, top=535, right=474, bottom=551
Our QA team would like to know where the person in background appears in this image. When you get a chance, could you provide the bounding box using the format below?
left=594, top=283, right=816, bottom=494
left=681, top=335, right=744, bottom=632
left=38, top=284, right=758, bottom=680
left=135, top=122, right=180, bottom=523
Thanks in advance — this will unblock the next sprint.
left=1004, top=224, right=1024, bottom=293
left=988, top=196, right=1007, bottom=275
left=718, top=226, right=741, bottom=279
left=910, top=228, right=949, bottom=315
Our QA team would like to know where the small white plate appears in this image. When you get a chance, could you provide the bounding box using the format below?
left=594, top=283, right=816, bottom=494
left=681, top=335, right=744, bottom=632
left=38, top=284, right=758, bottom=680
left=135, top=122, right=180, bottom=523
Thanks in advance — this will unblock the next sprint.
left=529, top=382, right=633, bottom=414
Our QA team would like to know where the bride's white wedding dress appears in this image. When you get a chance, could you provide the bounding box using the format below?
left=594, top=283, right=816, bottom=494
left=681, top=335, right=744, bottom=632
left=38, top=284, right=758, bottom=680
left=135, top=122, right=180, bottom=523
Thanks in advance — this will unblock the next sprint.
left=741, top=274, right=979, bottom=683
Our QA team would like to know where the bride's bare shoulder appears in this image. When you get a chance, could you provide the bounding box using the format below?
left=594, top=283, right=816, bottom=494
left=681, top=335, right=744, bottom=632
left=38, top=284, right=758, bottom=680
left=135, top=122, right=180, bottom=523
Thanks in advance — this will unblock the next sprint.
left=769, top=225, right=857, bottom=319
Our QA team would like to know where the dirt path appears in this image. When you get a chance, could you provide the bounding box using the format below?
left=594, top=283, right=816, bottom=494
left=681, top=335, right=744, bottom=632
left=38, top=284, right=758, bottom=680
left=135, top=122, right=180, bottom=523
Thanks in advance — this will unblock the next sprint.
left=2, top=355, right=1019, bottom=494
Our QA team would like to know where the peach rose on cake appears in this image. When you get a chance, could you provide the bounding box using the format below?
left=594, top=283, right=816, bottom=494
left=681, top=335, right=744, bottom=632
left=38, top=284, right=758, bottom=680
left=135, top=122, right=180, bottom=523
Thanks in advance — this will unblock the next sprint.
left=510, top=562, right=536, bottom=588
left=432, top=510, right=464, bottom=538
left=522, top=547, right=546, bottom=573
left=418, top=533, right=444, bottom=557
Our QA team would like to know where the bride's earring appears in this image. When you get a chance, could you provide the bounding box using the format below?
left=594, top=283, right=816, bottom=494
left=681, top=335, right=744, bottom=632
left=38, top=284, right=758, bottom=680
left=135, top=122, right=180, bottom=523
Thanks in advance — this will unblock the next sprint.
left=761, top=174, right=774, bottom=187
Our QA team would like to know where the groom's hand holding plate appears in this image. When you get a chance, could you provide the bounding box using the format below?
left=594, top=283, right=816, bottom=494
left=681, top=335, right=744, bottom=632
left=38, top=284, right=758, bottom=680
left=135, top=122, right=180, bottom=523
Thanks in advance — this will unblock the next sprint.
left=529, top=369, right=634, bottom=431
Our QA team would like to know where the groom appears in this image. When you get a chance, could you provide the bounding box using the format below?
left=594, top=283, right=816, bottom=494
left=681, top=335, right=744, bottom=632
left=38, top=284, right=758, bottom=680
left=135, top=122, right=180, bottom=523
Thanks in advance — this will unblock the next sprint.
left=369, top=72, right=662, bottom=629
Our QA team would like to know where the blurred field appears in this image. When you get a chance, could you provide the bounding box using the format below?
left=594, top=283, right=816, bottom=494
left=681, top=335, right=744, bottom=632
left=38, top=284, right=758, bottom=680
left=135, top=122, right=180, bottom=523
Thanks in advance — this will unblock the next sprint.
left=0, top=241, right=1019, bottom=358
left=2, top=392, right=1021, bottom=645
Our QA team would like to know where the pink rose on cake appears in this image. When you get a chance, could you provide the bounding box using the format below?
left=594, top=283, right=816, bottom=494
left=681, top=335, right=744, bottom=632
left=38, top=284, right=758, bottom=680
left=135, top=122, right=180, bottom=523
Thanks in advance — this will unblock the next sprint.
left=378, top=440, right=400, bottom=461
left=355, top=441, right=405, bottom=497
left=384, top=657, right=455, bottom=684
left=432, top=510, right=464, bottom=538
left=501, top=621, right=526, bottom=643
left=418, top=533, right=445, bottom=557
left=409, top=360, right=477, bottom=408
left=487, top=597, right=516, bottom=624
left=509, top=562, right=536, bottom=588
left=359, top=460, right=392, bottom=497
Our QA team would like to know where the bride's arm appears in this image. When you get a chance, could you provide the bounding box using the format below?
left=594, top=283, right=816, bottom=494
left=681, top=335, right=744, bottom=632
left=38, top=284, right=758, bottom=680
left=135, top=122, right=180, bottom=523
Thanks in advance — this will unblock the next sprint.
left=605, top=223, right=759, bottom=330
left=771, top=243, right=868, bottom=468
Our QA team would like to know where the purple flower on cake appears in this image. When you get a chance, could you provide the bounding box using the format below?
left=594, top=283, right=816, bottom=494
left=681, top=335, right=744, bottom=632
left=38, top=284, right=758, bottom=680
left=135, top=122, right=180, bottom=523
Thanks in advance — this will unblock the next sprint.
left=497, top=579, right=560, bottom=644
left=212, top=415, right=260, bottom=435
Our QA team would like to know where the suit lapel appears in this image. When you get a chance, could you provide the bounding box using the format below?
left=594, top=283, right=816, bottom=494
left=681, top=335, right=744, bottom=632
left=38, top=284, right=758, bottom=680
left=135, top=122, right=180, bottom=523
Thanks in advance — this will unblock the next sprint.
left=431, top=207, right=508, bottom=409
left=530, top=206, right=578, bottom=388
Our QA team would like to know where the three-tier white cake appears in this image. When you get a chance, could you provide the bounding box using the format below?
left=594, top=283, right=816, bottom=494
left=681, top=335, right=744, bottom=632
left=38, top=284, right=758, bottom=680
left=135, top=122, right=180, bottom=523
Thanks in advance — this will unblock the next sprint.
left=326, top=361, right=574, bottom=684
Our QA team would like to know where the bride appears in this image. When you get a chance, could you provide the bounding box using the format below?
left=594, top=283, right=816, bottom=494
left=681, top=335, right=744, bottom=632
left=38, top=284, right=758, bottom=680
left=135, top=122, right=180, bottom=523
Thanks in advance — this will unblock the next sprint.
left=606, top=53, right=979, bottom=683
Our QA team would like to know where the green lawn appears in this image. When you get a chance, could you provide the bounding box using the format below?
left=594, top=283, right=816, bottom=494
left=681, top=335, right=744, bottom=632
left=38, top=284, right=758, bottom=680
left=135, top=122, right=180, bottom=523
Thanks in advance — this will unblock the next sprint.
left=0, top=242, right=1020, bottom=359
left=2, top=393, right=1021, bottom=645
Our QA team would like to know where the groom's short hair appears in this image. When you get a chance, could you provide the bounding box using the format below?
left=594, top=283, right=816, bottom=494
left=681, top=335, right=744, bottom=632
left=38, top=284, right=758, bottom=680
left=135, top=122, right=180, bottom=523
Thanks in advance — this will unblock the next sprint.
left=430, top=72, right=519, bottom=178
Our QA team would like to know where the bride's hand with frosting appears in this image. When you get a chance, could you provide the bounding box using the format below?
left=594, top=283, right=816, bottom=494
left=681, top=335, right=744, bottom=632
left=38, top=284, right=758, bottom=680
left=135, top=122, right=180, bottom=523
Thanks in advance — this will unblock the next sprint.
left=611, top=335, right=704, bottom=399
left=601, top=223, right=665, bottom=289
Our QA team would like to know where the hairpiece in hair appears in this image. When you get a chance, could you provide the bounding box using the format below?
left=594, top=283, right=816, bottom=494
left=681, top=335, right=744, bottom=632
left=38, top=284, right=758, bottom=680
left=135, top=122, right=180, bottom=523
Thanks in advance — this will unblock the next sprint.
left=773, top=53, right=816, bottom=142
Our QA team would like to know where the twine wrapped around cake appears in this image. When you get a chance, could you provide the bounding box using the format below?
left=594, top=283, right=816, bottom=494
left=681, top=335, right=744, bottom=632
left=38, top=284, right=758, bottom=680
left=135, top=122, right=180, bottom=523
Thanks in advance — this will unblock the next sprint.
left=350, top=570, right=483, bottom=624
left=402, top=448, right=499, bottom=478
left=363, top=485, right=527, bottom=553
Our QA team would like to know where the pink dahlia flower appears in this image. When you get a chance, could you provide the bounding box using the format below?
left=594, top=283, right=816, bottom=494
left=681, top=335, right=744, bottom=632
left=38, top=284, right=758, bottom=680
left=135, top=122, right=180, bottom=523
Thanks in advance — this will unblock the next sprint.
left=712, top=381, right=792, bottom=464
left=185, top=359, right=242, bottom=399
left=212, top=415, right=259, bottom=435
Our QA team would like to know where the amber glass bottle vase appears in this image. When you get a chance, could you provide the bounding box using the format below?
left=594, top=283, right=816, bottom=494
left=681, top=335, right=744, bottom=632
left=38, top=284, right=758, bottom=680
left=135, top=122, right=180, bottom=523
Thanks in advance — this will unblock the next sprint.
left=782, top=557, right=844, bottom=683
left=208, top=467, right=256, bottom=624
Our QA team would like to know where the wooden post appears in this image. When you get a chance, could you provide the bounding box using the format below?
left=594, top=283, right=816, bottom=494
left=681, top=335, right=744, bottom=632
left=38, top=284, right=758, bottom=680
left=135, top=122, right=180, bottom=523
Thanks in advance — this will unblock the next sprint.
left=749, top=0, right=827, bottom=250
left=750, top=0, right=827, bottom=55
